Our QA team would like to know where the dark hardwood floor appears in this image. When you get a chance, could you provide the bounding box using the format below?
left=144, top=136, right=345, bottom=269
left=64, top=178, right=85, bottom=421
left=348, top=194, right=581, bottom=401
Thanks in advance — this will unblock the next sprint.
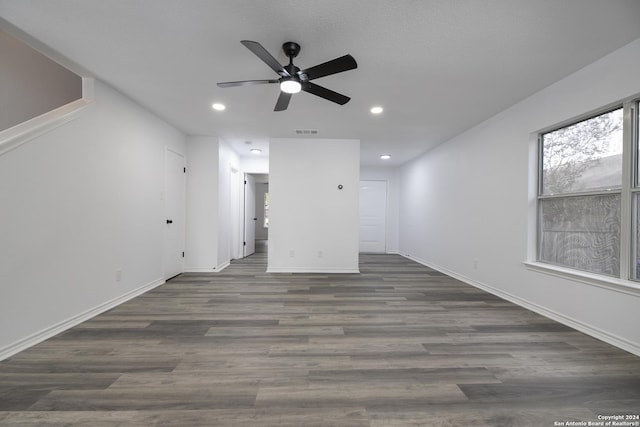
left=1, top=254, right=639, bottom=426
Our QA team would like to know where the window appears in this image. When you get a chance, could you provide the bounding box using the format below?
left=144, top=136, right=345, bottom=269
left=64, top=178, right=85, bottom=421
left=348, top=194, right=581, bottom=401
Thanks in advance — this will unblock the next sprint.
left=537, top=100, right=639, bottom=281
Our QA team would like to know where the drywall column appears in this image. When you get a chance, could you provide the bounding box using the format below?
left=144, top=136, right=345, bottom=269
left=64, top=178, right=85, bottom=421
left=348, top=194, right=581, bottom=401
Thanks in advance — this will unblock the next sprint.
left=268, top=138, right=360, bottom=273
left=185, top=136, right=219, bottom=272
left=217, top=140, right=240, bottom=269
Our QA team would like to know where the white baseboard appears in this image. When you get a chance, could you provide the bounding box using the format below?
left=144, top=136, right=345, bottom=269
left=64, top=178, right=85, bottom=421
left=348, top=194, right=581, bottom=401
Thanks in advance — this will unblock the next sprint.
left=0, top=277, right=165, bottom=361
left=184, top=267, right=217, bottom=273
left=267, top=267, right=360, bottom=274
left=184, top=261, right=230, bottom=273
left=216, top=261, right=230, bottom=271
left=403, top=254, right=640, bottom=357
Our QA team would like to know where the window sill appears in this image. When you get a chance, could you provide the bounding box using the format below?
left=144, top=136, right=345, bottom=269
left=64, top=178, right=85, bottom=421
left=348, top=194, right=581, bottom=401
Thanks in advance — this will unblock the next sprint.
left=523, top=261, right=640, bottom=297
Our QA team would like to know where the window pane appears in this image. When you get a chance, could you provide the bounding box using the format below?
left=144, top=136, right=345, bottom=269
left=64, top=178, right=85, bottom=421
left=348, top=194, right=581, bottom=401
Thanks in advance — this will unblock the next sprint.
left=636, top=104, right=640, bottom=280
left=541, top=108, right=623, bottom=195
left=636, top=102, right=640, bottom=188
left=538, top=194, right=620, bottom=276
left=635, top=194, right=640, bottom=280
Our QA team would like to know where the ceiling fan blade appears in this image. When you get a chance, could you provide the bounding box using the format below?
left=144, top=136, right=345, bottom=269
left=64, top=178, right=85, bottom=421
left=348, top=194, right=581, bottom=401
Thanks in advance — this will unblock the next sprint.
left=217, top=79, right=278, bottom=88
left=302, top=82, right=350, bottom=105
left=302, top=54, right=357, bottom=81
left=241, top=40, right=289, bottom=77
left=274, top=91, right=292, bottom=111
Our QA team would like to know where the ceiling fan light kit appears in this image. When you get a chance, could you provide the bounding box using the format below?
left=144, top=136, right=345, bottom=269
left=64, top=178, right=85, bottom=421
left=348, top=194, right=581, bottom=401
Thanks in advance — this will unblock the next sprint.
left=280, top=78, right=301, bottom=94
left=217, top=40, right=357, bottom=111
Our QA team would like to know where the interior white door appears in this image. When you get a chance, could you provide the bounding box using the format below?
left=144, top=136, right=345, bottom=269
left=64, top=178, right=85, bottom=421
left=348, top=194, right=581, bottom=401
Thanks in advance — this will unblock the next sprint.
left=243, top=174, right=256, bottom=257
left=164, top=148, right=185, bottom=279
left=359, top=180, right=387, bottom=253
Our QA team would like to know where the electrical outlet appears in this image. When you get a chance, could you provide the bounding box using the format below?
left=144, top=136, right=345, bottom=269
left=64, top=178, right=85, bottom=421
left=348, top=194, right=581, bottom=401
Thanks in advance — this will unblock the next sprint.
left=115, top=269, right=122, bottom=282
left=318, top=250, right=323, bottom=258
left=473, top=259, right=479, bottom=270
left=289, top=250, right=295, bottom=258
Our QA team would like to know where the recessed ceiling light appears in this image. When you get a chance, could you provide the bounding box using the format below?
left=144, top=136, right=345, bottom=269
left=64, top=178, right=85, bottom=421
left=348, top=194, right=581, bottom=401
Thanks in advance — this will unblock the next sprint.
left=250, top=148, right=262, bottom=154
left=370, top=106, right=383, bottom=114
left=380, top=154, right=391, bottom=160
left=212, top=103, right=226, bottom=111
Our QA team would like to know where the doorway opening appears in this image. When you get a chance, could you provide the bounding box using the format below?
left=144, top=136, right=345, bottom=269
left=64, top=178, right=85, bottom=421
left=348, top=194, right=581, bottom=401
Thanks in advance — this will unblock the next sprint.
left=359, top=180, right=387, bottom=253
left=243, top=173, right=269, bottom=259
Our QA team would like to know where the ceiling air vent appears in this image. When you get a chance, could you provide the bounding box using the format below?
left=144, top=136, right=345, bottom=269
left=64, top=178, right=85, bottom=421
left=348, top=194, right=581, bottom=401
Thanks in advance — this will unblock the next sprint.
left=295, top=129, right=319, bottom=135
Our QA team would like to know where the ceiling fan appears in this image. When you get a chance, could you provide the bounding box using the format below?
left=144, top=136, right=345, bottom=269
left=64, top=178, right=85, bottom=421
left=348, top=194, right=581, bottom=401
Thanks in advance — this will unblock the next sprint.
left=217, top=40, right=357, bottom=111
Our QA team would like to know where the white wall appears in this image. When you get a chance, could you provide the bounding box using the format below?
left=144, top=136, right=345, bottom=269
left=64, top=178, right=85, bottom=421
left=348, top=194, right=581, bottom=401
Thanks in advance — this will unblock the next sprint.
left=360, top=165, right=400, bottom=254
left=268, top=138, right=360, bottom=273
left=185, top=136, right=219, bottom=272
left=0, top=80, right=186, bottom=358
left=398, top=38, right=640, bottom=355
left=240, top=155, right=268, bottom=174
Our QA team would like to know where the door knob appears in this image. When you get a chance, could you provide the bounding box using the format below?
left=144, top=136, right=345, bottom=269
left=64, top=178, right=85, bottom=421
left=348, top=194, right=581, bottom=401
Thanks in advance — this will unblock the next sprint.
left=166, top=219, right=173, bottom=224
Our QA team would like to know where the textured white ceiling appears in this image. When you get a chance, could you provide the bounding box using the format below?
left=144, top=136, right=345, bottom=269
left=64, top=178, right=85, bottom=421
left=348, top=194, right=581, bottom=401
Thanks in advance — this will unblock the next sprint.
left=1, top=0, right=640, bottom=165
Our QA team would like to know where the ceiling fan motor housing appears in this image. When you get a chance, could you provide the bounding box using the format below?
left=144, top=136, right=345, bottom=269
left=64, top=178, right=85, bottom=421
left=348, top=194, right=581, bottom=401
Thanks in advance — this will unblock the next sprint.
left=282, top=41, right=301, bottom=59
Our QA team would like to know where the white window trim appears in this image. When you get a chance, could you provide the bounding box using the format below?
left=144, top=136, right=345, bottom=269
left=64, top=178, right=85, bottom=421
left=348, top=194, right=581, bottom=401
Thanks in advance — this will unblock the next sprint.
left=527, top=95, right=639, bottom=284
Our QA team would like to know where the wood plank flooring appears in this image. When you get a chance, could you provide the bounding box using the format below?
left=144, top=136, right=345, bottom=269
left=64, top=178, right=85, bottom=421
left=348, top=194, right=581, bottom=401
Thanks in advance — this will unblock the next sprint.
left=1, top=254, right=639, bottom=426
